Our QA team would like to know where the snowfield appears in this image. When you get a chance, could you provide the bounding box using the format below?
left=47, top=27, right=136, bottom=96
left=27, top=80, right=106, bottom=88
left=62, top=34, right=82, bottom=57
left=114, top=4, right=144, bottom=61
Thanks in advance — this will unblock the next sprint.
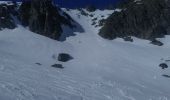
left=0, top=8, right=170, bottom=100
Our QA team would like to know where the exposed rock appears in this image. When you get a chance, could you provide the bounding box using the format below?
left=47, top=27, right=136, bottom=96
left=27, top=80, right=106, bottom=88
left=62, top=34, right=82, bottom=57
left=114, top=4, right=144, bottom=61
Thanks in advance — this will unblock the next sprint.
left=0, top=3, right=16, bottom=30
left=35, top=63, right=42, bottom=65
left=58, top=53, right=73, bottom=62
left=19, top=0, right=74, bottom=40
left=86, top=5, right=96, bottom=12
left=92, top=18, right=97, bottom=21
left=89, top=14, right=94, bottom=17
left=51, top=64, right=64, bottom=69
left=159, top=63, right=168, bottom=69
left=162, top=74, right=170, bottom=78
left=91, top=22, right=96, bottom=26
left=101, top=15, right=104, bottom=18
left=91, top=18, right=97, bottom=26
left=123, top=36, right=133, bottom=42
left=98, top=19, right=106, bottom=27
left=150, top=39, right=163, bottom=46
left=79, top=9, right=88, bottom=16
left=165, top=60, right=170, bottom=62
left=99, top=0, right=170, bottom=40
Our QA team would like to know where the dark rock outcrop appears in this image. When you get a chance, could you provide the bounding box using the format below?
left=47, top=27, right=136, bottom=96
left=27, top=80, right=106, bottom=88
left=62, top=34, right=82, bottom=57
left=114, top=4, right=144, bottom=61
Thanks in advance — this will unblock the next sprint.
left=51, top=64, right=64, bottom=69
left=0, top=3, right=16, bottom=30
left=162, top=74, right=170, bottom=78
left=123, top=36, right=133, bottom=42
left=99, top=0, right=170, bottom=40
left=58, top=53, right=73, bottom=62
left=159, top=63, right=168, bottom=69
left=19, top=0, right=75, bottom=40
left=86, top=5, right=96, bottom=12
left=35, top=63, right=42, bottom=65
left=150, top=39, right=163, bottom=46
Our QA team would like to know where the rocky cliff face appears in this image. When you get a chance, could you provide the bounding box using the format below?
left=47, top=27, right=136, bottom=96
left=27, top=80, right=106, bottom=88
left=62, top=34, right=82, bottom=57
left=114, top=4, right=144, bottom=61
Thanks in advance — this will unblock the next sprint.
left=99, top=0, right=170, bottom=40
left=19, top=0, right=75, bottom=40
left=0, top=0, right=79, bottom=40
left=0, top=2, right=17, bottom=30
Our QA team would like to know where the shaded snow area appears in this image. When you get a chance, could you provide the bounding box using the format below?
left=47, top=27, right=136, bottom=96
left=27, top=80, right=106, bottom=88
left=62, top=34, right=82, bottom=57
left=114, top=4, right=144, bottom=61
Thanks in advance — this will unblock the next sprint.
left=0, top=8, right=170, bottom=100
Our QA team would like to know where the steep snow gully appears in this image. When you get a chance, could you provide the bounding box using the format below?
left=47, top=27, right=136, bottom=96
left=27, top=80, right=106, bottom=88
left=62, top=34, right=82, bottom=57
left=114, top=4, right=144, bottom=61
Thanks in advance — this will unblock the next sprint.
left=0, top=2, right=170, bottom=100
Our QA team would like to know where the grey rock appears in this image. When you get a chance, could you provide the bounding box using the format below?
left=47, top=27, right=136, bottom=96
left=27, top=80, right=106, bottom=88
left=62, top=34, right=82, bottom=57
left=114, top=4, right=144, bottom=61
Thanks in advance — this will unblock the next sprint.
left=35, top=63, right=42, bottom=65
left=79, top=9, right=88, bottom=16
left=150, top=39, right=163, bottom=46
left=51, top=64, right=64, bottom=69
left=91, top=22, right=96, bottom=26
left=159, top=63, right=168, bottom=69
left=98, top=19, right=106, bottom=27
left=58, top=53, right=73, bottom=62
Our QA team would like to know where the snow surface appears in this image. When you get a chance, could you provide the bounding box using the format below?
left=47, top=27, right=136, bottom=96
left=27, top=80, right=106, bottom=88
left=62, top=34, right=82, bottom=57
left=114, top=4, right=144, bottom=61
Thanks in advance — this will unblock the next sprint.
left=0, top=8, right=170, bottom=100
left=0, top=1, right=14, bottom=5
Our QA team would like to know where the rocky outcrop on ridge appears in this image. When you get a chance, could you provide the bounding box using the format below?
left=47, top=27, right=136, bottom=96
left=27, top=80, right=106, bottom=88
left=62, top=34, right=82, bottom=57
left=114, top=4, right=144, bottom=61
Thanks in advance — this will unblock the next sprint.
left=0, top=2, right=17, bottom=30
left=19, top=0, right=77, bottom=40
left=99, top=0, right=170, bottom=40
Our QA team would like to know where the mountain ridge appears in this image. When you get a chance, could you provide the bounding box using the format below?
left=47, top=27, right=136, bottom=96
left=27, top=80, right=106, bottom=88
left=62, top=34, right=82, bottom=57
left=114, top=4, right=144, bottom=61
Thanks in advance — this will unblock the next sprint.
left=0, top=0, right=84, bottom=40
left=99, top=0, right=170, bottom=42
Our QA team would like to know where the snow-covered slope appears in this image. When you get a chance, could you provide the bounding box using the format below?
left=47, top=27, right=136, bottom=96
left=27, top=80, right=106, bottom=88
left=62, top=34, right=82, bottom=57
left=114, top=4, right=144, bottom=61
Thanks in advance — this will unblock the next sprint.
left=0, top=8, right=170, bottom=100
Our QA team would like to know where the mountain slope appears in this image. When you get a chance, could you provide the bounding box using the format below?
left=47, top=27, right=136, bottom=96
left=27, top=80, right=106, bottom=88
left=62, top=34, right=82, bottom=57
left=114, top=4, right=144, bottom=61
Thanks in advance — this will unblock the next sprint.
left=0, top=7, right=170, bottom=100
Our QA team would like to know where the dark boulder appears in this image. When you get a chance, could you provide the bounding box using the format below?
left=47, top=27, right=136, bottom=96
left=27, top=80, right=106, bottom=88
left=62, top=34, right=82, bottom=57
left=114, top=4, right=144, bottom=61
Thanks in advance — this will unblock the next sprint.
left=19, top=0, right=74, bottom=40
left=58, top=53, right=73, bottom=62
left=150, top=39, right=163, bottom=46
left=99, top=0, right=170, bottom=40
left=51, top=64, right=64, bottom=69
left=159, top=63, right=168, bottom=69
left=35, top=63, right=42, bottom=65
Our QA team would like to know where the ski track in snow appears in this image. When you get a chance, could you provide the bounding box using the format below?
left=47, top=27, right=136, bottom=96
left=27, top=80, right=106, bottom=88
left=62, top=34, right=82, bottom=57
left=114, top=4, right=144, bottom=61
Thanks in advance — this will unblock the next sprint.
left=0, top=6, right=170, bottom=100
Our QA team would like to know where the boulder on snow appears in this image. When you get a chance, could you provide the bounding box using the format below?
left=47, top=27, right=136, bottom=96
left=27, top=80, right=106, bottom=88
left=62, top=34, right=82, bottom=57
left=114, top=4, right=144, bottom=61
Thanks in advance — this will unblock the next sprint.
left=150, top=39, right=163, bottom=46
left=51, top=64, right=64, bottom=69
left=35, top=63, right=42, bottom=66
left=79, top=9, right=88, bottom=16
left=159, top=63, right=168, bottom=69
left=98, top=19, right=106, bottom=27
left=58, top=53, right=73, bottom=62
